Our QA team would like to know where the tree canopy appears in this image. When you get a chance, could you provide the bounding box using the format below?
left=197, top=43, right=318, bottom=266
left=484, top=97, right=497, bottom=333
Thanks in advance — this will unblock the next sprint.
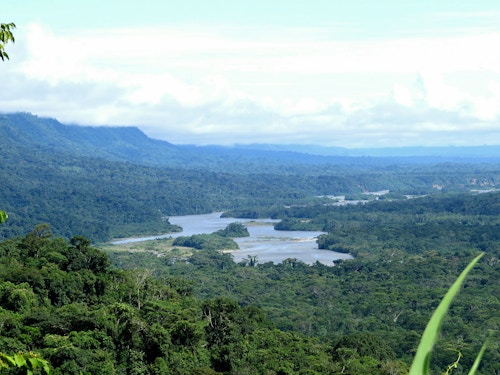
left=0, top=22, right=15, bottom=61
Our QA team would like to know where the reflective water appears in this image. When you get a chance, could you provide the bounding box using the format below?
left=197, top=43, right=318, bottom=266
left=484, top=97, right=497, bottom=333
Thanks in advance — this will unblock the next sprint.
left=113, top=212, right=352, bottom=266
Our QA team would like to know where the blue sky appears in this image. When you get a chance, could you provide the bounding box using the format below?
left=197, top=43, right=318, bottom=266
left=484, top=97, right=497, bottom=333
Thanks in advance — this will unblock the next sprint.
left=2, top=1, right=500, bottom=147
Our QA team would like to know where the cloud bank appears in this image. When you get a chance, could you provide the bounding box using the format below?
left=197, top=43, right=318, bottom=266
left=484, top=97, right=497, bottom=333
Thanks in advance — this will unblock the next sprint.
left=1, top=22, right=500, bottom=147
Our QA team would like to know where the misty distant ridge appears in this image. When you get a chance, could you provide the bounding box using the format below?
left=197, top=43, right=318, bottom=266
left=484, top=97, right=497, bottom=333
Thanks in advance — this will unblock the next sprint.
left=2, top=112, right=500, bottom=161
left=233, top=143, right=500, bottom=158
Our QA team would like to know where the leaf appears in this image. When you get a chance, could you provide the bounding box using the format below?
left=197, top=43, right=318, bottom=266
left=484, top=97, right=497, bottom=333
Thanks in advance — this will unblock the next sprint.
left=29, top=356, right=51, bottom=374
left=468, top=337, right=489, bottom=375
left=409, top=253, right=484, bottom=375
left=29, top=357, right=40, bottom=369
left=0, top=210, right=8, bottom=223
left=0, top=353, right=16, bottom=366
left=43, top=361, right=51, bottom=375
left=14, top=352, right=27, bottom=367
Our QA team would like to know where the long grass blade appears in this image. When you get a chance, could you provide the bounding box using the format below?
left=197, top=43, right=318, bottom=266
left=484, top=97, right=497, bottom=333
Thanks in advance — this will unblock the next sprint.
left=468, top=337, right=489, bottom=375
left=409, top=253, right=484, bottom=375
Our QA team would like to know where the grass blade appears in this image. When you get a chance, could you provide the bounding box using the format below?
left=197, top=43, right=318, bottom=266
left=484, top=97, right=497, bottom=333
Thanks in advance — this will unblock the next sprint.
left=467, top=337, right=489, bottom=375
left=409, top=253, right=484, bottom=375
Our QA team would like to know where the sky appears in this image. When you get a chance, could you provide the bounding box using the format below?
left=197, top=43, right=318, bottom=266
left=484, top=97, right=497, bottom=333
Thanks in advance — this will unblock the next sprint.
left=2, top=0, right=500, bottom=148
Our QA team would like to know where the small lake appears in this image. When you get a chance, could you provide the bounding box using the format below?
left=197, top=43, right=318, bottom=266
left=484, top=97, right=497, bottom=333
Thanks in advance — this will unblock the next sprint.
left=113, top=212, right=352, bottom=266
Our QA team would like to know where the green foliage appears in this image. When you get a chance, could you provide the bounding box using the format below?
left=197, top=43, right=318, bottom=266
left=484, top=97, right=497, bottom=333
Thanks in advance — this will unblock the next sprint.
left=0, top=281, right=38, bottom=313
left=0, top=211, right=7, bottom=224
left=0, top=23, right=15, bottom=61
left=316, top=233, right=351, bottom=253
left=172, top=234, right=238, bottom=251
left=409, top=253, right=484, bottom=375
left=274, top=217, right=321, bottom=231
left=0, top=208, right=498, bottom=374
left=214, top=222, right=249, bottom=238
left=331, top=332, right=396, bottom=361
left=1, top=230, right=350, bottom=373
left=0, top=351, right=50, bottom=374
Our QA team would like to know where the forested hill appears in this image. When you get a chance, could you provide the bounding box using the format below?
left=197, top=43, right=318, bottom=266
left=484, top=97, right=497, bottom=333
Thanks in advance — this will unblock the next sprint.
left=0, top=112, right=181, bottom=167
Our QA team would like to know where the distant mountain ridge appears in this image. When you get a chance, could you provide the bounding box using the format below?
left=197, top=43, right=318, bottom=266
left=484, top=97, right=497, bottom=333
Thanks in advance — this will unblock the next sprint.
left=1, top=112, right=334, bottom=169
left=234, top=143, right=500, bottom=158
left=0, top=112, right=180, bottom=165
left=1, top=112, right=500, bottom=166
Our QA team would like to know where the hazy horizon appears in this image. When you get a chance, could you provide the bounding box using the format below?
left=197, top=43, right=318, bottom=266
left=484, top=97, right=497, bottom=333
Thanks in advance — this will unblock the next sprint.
left=3, top=1, right=500, bottom=148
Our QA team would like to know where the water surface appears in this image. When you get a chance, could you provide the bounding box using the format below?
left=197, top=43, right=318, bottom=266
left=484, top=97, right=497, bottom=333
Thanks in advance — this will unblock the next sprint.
left=114, top=212, right=352, bottom=266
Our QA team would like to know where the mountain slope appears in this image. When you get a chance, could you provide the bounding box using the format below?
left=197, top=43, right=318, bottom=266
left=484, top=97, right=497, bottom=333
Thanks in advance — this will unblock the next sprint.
left=0, top=112, right=182, bottom=165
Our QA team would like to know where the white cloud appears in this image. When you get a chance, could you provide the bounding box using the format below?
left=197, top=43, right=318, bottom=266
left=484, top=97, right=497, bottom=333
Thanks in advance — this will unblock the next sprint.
left=2, top=21, right=500, bottom=147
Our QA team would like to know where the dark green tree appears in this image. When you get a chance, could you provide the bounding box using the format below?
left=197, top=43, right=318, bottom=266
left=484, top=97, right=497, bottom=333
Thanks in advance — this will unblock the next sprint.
left=215, top=222, right=249, bottom=238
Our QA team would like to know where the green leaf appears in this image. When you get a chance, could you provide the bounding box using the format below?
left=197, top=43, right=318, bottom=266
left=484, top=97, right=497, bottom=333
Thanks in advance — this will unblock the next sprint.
left=28, top=357, right=39, bottom=369
left=409, top=253, right=484, bottom=375
left=468, top=337, right=489, bottom=375
left=14, top=352, right=27, bottom=367
left=28, top=356, right=51, bottom=374
left=43, top=361, right=51, bottom=375
left=0, top=210, right=8, bottom=223
left=0, top=353, right=16, bottom=366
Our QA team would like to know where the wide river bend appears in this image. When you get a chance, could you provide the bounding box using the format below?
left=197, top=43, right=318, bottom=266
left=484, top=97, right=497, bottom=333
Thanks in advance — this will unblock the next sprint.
left=113, top=212, right=352, bottom=266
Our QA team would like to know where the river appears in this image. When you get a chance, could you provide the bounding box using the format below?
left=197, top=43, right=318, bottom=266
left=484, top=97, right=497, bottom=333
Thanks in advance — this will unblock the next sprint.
left=113, top=212, right=352, bottom=266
